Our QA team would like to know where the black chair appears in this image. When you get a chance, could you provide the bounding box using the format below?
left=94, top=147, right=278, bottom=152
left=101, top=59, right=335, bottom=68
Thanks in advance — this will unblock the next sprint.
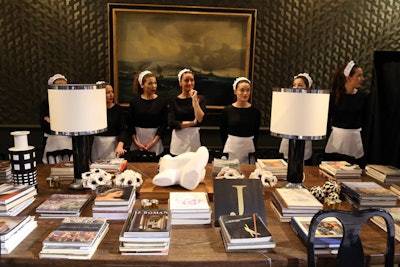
left=208, top=149, right=228, bottom=163
left=46, top=149, right=73, bottom=164
left=307, top=209, right=395, bottom=267
left=126, top=150, right=157, bottom=162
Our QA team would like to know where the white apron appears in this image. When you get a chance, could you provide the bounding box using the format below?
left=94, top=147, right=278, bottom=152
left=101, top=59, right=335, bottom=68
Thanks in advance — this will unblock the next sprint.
left=130, top=127, right=163, bottom=156
left=42, top=135, right=73, bottom=164
left=91, top=136, right=118, bottom=162
left=170, top=127, right=200, bottom=155
left=279, top=139, right=313, bottom=160
left=325, top=127, right=364, bottom=159
left=223, top=135, right=255, bottom=164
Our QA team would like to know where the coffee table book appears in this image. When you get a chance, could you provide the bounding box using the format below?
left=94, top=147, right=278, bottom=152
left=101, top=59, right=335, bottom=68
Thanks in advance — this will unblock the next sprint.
left=0, top=183, right=37, bottom=205
left=0, top=215, right=37, bottom=254
left=365, top=164, right=400, bottom=185
left=94, top=185, right=136, bottom=206
left=42, top=217, right=108, bottom=247
left=370, top=207, right=400, bottom=242
left=39, top=217, right=109, bottom=260
left=90, top=158, right=128, bottom=173
left=168, top=192, right=211, bottom=225
left=319, top=161, right=362, bottom=178
left=36, top=193, right=92, bottom=218
left=213, top=179, right=266, bottom=227
left=290, top=216, right=342, bottom=249
left=219, top=214, right=275, bottom=252
left=341, top=182, right=398, bottom=210
left=121, top=209, right=170, bottom=238
left=219, top=214, right=272, bottom=244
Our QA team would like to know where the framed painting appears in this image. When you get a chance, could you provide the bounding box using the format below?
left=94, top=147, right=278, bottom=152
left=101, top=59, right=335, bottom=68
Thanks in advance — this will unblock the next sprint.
left=108, top=4, right=257, bottom=109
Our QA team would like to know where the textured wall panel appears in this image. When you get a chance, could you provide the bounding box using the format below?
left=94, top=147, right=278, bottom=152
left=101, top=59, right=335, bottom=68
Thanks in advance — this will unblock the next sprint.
left=0, top=0, right=399, bottom=126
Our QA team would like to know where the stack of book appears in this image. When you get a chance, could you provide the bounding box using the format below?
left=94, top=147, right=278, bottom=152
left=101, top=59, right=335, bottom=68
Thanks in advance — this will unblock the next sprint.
left=0, top=215, right=37, bottom=254
left=257, top=159, right=288, bottom=180
left=49, top=161, right=74, bottom=180
left=119, top=209, right=171, bottom=255
left=92, top=185, right=136, bottom=220
left=168, top=192, right=212, bottom=225
left=389, top=184, right=400, bottom=199
left=219, top=214, right=275, bottom=252
left=212, top=158, right=240, bottom=178
left=319, top=161, right=362, bottom=182
left=90, top=158, right=128, bottom=173
left=340, top=181, right=398, bottom=210
left=290, top=216, right=342, bottom=254
left=365, top=164, right=400, bottom=185
left=370, top=207, right=400, bottom=242
left=39, top=217, right=109, bottom=260
left=36, top=193, right=92, bottom=219
left=0, top=161, right=12, bottom=183
left=0, top=184, right=37, bottom=216
left=271, top=188, right=323, bottom=222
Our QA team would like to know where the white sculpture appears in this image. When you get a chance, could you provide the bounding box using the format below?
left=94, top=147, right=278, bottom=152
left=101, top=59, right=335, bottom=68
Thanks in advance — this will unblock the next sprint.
left=152, top=146, right=209, bottom=190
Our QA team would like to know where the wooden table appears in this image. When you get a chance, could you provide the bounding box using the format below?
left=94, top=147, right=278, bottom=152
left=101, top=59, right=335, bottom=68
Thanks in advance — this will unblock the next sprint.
left=1, top=163, right=398, bottom=267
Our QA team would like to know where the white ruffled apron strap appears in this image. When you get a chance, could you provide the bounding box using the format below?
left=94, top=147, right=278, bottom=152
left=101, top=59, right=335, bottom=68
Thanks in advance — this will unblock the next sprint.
left=223, top=135, right=255, bottom=164
left=170, top=127, right=200, bottom=155
left=131, top=127, right=164, bottom=156
left=325, top=127, right=363, bottom=159
left=91, top=136, right=118, bottom=162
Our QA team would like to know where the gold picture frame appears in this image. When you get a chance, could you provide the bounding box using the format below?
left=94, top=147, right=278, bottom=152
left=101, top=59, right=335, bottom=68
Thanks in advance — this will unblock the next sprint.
left=108, top=4, right=257, bottom=108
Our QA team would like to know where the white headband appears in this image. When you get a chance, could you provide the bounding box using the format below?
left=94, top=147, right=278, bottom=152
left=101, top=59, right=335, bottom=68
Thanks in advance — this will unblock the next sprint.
left=294, top=72, right=313, bottom=88
left=232, top=77, right=251, bottom=90
left=343, top=60, right=355, bottom=77
left=48, top=73, right=67, bottom=85
left=178, top=68, right=192, bottom=82
left=138, top=70, right=152, bottom=85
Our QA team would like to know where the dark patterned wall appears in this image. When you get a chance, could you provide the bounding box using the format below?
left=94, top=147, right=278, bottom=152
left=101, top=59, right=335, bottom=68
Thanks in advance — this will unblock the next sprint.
left=0, top=0, right=399, bottom=127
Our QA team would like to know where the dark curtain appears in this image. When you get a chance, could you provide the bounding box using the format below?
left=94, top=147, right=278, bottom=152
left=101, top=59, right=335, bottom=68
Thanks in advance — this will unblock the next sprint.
left=365, top=51, right=400, bottom=167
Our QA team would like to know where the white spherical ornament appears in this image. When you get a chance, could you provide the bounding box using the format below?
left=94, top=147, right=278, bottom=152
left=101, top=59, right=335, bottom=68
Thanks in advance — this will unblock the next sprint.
left=216, top=167, right=244, bottom=179
left=310, top=185, right=325, bottom=201
left=322, top=181, right=336, bottom=195
left=327, top=192, right=340, bottom=201
left=249, top=168, right=277, bottom=187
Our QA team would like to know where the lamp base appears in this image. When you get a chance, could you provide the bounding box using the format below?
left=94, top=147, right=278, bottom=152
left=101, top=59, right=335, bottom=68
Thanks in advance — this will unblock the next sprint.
left=68, top=180, right=85, bottom=190
left=280, top=181, right=307, bottom=189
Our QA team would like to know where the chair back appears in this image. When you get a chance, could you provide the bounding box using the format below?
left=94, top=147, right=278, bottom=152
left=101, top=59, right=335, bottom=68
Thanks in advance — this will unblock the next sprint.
left=46, top=149, right=73, bottom=164
left=208, top=149, right=228, bottom=163
left=127, top=150, right=157, bottom=162
left=307, top=209, right=395, bottom=267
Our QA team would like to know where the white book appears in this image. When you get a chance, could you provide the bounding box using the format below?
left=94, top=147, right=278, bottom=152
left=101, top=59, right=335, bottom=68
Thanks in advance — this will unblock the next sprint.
left=169, top=192, right=211, bottom=213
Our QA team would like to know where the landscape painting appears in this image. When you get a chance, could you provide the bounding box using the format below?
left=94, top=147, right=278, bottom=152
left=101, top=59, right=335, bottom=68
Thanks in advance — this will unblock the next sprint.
left=108, top=4, right=257, bottom=108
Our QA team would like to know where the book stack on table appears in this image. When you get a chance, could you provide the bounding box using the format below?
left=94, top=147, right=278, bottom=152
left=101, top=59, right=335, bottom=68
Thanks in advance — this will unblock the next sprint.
left=256, top=159, right=288, bottom=180
left=35, top=193, right=92, bottom=219
left=49, top=161, right=74, bottom=180
left=0, top=184, right=37, bottom=216
left=340, top=181, right=398, bottom=210
left=0, top=215, right=37, bottom=254
left=271, top=188, right=323, bottom=222
left=92, top=185, right=136, bottom=220
left=39, top=217, right=109, bottom=260
left=168, top=192, right=212, bottom=225
left=0, top=161, right=12, bottom=183
left=212, top=158, right=241, bottom=178
left=119, top=209, right=171, bottom=255
left=370, top=207, right=400, bottom=242
left=365, top=164, right=400, bottom=185
left=90, top=158, right=128, bottom=173
left=219, top=214, right=276, bottom=252
left=290, top=216, right=342, bottom=255
left=319, top=161, right=362, bottom=182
